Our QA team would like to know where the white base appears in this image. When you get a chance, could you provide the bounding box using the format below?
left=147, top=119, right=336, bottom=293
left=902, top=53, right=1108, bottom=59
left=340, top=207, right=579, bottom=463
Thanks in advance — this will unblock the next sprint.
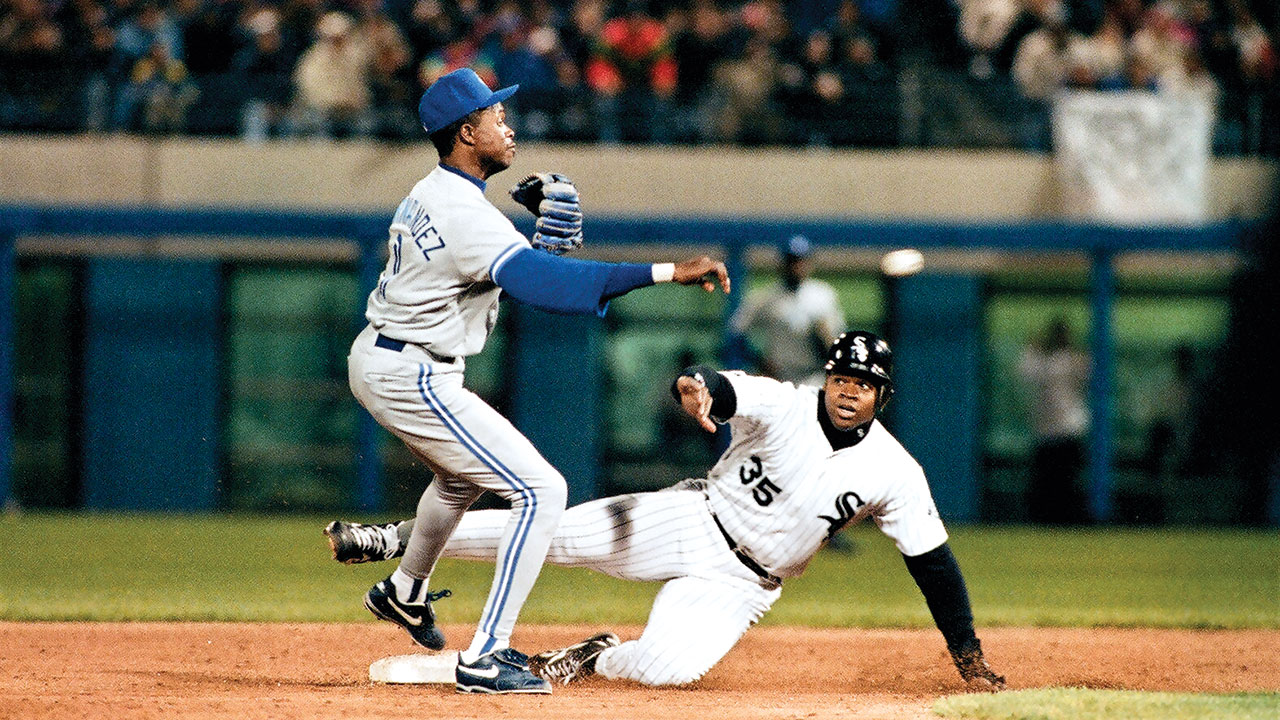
left=369, top=652, right=459, bottom=684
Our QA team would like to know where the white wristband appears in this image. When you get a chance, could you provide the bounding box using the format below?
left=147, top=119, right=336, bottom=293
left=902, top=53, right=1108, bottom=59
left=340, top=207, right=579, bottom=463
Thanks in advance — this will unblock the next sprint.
left=652, top=263, right=676, bottom=283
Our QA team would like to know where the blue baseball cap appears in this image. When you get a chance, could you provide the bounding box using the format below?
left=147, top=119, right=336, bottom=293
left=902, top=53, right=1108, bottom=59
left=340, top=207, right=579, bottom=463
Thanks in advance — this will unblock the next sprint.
left=418, top=68, right=518, bottom=135
left=781, top=234, right=812, bottom=259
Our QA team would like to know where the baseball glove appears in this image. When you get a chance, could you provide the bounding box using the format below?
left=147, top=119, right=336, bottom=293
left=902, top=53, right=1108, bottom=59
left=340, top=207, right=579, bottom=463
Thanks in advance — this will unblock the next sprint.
left=510, top=172, right=583, bottom=255
left=950, top=638, right=1007, bottom=692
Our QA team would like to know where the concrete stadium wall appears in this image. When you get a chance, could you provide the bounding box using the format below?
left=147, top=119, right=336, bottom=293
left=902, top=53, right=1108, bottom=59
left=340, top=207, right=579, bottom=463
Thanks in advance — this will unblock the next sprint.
left=2, top=136, right=1275, bottom=220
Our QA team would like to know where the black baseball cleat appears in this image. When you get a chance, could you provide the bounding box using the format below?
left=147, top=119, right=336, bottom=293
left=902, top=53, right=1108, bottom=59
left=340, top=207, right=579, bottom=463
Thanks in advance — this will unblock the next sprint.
left=456, top=648, right=552, bottom=694
left=363, top=577, right=451, bottom=650
left=527, top=632, right=620, bottom=685
left=325, top=520, right=400, bottom=564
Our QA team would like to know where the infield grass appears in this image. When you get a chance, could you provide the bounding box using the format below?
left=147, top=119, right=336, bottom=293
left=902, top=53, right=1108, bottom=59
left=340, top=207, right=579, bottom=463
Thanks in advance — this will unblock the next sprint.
left=2, top=512, right=1277, bottom=627
left=933, top=689, right=1280, bottom=720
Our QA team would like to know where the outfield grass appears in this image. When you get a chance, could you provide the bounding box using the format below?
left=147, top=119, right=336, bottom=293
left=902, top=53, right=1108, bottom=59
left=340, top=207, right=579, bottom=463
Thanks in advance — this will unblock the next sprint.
left=934, top=689, right=1280, bottom=720
left=2, top=512, right=1277, bottom=627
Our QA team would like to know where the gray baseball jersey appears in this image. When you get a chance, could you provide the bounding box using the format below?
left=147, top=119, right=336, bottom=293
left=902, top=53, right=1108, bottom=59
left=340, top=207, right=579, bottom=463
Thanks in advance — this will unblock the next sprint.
left=730, top=278, right=843, bottom=384
left=365, top=165, right=530, bottom=357
left=438, top=371, right=949, bottom=685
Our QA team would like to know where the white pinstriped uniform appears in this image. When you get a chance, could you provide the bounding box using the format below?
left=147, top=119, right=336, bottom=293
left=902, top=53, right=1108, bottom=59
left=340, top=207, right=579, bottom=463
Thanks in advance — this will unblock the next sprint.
left=349, top=165, right=562, bottom=658
left=440, top=372, right=948, bottom=685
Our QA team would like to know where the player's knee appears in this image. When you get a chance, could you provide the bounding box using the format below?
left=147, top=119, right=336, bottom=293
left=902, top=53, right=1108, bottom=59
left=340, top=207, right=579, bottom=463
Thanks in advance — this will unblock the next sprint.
left=516, top=475, right=566, bottom=521
left=598, top=648, right=703, bottom=686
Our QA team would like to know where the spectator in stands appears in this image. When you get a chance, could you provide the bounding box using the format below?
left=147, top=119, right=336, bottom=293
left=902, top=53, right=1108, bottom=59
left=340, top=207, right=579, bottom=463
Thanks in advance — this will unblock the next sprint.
left=290, top=11, right=373, bottom=138
left=109, top=2, right=193, bottom=132
left=1074, top=4, right=1127, bottom=89
left=958, top=0, right=1021, bottom=79
left=235, top=7, right=295, bottom=142
left=1128, top=4, right=1194, bottom=89
left=737, top=0, right=790, bottom=48
left=417, top=36, right=498, bottom=99
left=837, top=27, right=896, bottom=145
left=1225, top=0, right=1275, bottom=89
left=710, top=31, right=784, bottom=144
left=584, top=0, right=678, bottom=143
left=559, top=0, right=605, bottom=69
left=57, top=0, right=117, bottom=131
left=178, top=0, right=242, bottom=134
left=1012, top=15, right=1074, bottom=100
left=110, top=1, right=183, bottom=79
left=778, top=29, right=847, bottom=146
left=667, top=0, right=732, bottom=143
left=178, top=0, right=236, bottom=77
left=278, top=0, right=326, bottom=61
left=1018, top=317, right=1091, bottom=525
left=112, top=37, right=200, bottom=132
left=0, top=0, right=72, bottom=130
left=494, top=20, right=580, bottom=141
left=828, top=0, right=896, bottom=69
left=402, top=0, right=463, bottom=72
left=353, top=1, right=416, bottom=140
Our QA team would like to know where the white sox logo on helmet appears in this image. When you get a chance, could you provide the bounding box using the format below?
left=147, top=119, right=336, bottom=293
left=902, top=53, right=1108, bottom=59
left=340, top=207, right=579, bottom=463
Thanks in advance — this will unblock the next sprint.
left=852, top=335, right=869, bottom=362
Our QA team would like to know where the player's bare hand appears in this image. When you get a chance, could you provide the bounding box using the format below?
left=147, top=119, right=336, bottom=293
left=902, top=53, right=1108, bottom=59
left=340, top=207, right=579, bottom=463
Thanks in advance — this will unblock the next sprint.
left=672, top=256, right=730, bottom=294
left=676, top=375, right=717, bottom=433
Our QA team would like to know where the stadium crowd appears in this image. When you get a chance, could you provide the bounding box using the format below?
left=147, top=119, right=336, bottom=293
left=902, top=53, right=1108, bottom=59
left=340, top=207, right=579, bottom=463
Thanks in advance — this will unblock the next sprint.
left=0, top=0, right=1275, bottom=150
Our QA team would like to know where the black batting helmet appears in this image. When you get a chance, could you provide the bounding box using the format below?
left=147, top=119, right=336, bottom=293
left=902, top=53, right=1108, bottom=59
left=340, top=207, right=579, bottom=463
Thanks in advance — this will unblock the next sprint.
left=824, top=331, right=895, bottom=411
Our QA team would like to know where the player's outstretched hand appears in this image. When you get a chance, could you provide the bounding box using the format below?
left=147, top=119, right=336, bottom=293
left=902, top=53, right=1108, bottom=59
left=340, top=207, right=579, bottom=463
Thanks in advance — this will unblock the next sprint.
left=675, top=375, right=717, bottom=433
left=672, top=256, right=730, bottom=294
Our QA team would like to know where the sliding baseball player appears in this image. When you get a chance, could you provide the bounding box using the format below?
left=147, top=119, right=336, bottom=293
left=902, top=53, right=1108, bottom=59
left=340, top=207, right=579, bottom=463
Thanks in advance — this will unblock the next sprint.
left=328, top=331, right=1006, bottom=691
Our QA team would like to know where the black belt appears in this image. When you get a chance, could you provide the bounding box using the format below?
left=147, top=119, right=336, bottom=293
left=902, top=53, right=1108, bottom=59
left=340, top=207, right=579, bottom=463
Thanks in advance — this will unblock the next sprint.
left=375, top=333, right=457, bottom=364
left=710, top=510, right=782, bottom=587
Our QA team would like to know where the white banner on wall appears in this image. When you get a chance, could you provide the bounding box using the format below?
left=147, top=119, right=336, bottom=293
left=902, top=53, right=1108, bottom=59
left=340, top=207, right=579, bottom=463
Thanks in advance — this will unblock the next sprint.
left=1053, top=90, right=1214, bottom=225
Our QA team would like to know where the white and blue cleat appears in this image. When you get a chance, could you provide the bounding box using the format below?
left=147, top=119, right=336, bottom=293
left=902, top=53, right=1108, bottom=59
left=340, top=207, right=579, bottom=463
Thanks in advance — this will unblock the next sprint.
left=455, top=648, right=552, bottom=694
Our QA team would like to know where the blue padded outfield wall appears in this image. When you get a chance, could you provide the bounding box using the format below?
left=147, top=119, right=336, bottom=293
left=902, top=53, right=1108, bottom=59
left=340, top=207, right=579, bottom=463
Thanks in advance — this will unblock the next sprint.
left=0, top=206, right=1263, bottom=522
left=510, top=306, right=605, bottom=508
left=82, top=259, right=222, bottom=510
left=891, top=274, right=985, bottom=522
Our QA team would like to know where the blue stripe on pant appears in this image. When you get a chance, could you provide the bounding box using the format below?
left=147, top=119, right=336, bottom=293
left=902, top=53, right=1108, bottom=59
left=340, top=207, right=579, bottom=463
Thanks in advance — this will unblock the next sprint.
left=417, top=365, right=545, bottom=653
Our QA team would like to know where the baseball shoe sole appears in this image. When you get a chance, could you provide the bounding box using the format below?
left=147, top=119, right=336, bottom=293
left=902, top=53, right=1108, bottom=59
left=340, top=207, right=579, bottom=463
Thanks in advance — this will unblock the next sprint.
left=528, top=632, right=620, bottom=685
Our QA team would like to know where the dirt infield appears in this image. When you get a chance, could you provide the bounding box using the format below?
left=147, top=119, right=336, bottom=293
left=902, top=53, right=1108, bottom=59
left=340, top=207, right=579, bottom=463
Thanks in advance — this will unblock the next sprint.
left=2, top=623, right=1277, bottom=720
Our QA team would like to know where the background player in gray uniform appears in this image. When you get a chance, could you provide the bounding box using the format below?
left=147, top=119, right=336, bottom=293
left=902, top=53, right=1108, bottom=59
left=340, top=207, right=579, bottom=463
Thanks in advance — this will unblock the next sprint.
left=729, top=234, right=844, bottom=387
left=328, top=331, right=1006, bottom=691
left=351, top=67, right=730, bottom=695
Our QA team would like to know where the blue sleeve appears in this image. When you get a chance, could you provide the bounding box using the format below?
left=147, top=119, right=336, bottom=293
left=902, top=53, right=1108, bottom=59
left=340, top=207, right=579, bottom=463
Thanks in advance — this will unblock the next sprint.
left=492, top=248, right=654, bottom=317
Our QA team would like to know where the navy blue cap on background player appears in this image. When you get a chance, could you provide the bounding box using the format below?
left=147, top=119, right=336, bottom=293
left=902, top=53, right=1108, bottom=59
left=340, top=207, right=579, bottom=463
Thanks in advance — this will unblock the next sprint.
left=418, top=68, right=519, bottom=134
left=781, top=234, right=812, bottom=261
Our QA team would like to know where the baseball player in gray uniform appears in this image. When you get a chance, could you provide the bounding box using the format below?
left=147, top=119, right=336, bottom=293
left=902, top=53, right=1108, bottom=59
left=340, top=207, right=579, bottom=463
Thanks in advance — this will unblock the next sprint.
left=328, top=331, right=1007, bottom=691
left=351, top=67, right=730, bottom=695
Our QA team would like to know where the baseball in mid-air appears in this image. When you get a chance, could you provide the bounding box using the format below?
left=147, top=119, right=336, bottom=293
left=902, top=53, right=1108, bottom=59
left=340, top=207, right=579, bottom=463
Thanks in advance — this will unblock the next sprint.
left=880, top=248, right=924, bottom=277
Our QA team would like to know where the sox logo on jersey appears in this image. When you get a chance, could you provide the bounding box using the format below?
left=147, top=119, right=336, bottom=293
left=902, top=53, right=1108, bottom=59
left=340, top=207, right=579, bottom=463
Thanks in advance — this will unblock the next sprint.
left=819, top=491, right=866, bottom=540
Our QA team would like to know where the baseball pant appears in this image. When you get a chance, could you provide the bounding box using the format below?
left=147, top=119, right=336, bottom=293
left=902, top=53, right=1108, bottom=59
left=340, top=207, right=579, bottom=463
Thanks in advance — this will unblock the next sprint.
left=443, top=489, right=781, bottom=685
left=349, top=325, right=567, bottom=658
